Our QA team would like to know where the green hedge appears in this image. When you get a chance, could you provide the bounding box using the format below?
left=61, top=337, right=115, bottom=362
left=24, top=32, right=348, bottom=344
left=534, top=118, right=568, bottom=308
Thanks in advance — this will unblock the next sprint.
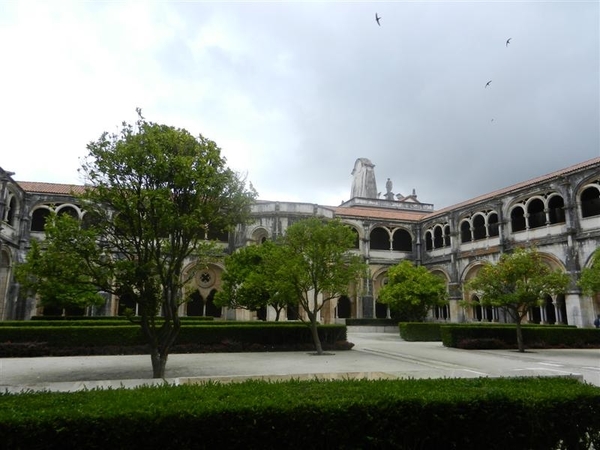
left=398, top=322, right=442, bottom=341
left=1, top=377, right=598, bottom=449
left=1, top=317, right=216, bottom=327
left=345, top=318, right=398, bottom=327
left=0, top=324, right=347, bottom=349
left=442, top=324, right=600, bottom=349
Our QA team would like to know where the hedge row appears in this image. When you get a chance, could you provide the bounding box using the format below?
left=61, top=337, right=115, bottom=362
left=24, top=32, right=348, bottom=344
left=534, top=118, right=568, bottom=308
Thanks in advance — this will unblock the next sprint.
left=1, top=377, right=599, bottom=449
left=30, top=315, right=215, bottom=321
left=398, top=322, right=442, bottom=341
left=345, top=318, right=398, bottom=327
left=441, top=324, right=600, bottom=349
left=0, top=324, right=347, bottom=354
left=0, top=318, right=314, bottom=327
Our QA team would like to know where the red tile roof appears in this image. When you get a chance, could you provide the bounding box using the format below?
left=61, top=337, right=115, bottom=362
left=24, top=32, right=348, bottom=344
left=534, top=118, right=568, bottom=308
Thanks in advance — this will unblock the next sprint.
left=17, top=181, right=87, bottom=196
left=424, top=157, right=600, bottom=220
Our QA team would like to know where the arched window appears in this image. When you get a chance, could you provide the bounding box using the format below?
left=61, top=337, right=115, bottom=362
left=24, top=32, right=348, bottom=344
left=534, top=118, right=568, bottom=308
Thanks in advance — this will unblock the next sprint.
left=370, top=227, right=390, bottom=250
left=57, top=205, right=79, bottom=220
left=349, top=227, right=360, bottom=249
left=205, top=289, right=222, bottom=318
left=488, top=213, right=499, bottom=237
left=4, top=195, right=17, bottom=226
left=186, top=291, right=204, bottom=316
left=511, top=206, right=526, bottom=232
left=433, top=226, right=443, bottom=248
left=444, top=225, right=451, bottom=247
left=472, top=215, right=486, bottom=241
left=337, top=296, right=351, bottom=318
left=460, top=221, right=471, bottom=243
left=471, top=295, right=482, bottom=321
left=527, top=198, right=546, bottom=229
left=392, top=229, right=412, bottom=252
left=425, top=231, right=433, bottom=251
left=581, top=186, right=600, bottom=218
left=548, top=195, right=565, bottom=224
left=31, top=208, right=51, bottom=232
left=207, top=227, right=229, bottom=242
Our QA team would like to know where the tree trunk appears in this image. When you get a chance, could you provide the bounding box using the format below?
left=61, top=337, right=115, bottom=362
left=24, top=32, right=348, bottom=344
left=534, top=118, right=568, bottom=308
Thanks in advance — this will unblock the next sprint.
left=309, top=315, right=323, bottom=355
left=515, top=321, right=525, bottom=353
left=151, top=347, right=168, bottom=378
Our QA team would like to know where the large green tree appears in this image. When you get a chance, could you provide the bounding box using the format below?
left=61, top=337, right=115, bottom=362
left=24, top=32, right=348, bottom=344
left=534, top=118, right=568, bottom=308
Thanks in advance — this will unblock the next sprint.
left=466, top=247, right=569, bottom=352
left=377, top=260, right=448, bottom=322
left=579, top=248, right=600, bottom=296
left=22, top=110, right=255, bottom=378
left=278, top=218, right=367, bottom=354
left=16, top=213, right=108, bottom=314
left=214, top=241, right=297, bottom=321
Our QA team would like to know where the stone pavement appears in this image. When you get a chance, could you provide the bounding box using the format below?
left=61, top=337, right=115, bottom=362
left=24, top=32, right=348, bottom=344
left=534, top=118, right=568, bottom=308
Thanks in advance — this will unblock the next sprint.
left=0, top=332, right=598, bottom=393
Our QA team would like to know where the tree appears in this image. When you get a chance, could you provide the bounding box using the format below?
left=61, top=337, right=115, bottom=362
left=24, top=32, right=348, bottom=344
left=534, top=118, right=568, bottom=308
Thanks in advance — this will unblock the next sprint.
left=466, top=247, right=570, bottom=352
left=579, top=248, right=600, bottom=296
left=15, top=213, right=107, bottom=314
left=377, top=260, right=448, bottom=322
left=278, top=218, right=367, bottom=354
left=44, top=110, right=256, bottom=378
left=214, top=241, right=297, bottom=321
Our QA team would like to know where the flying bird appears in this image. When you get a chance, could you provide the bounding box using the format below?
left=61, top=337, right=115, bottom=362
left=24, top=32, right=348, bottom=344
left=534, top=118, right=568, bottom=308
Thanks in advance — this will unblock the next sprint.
left=506, top=37, right=512, bottom=47
left=485, top=80, right=492, bottom=88
left=375, top=13, right=381, bottom=26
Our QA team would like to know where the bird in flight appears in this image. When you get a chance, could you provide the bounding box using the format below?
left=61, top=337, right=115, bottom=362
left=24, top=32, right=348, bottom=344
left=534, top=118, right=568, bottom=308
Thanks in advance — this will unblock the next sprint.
left=506, top=37, right=512, bottom=47
left=375, top=13, right=381, bottom=26
left=485, top=80, right=492, bottom=88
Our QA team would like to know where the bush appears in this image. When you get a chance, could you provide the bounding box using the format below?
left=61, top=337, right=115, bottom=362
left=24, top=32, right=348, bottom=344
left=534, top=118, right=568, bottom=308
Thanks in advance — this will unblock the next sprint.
left=442, top=324, right=600, bottom=349
left=398, top=322, right=442, bottom=341
left=0, top=324, right=349, bottom=357
left=1, top=377, right=598, bottom=449
left=345, top=318, right=397, bottom=327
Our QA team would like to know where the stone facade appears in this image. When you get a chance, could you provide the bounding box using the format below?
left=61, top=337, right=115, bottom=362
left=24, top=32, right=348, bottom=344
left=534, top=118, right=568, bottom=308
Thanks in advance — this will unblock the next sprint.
left=1, top=158, right=599, bottom=326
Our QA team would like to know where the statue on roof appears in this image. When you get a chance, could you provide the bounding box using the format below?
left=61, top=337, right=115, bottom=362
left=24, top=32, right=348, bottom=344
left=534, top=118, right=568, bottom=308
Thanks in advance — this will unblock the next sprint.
left=350, top=158, right=378, bottom=199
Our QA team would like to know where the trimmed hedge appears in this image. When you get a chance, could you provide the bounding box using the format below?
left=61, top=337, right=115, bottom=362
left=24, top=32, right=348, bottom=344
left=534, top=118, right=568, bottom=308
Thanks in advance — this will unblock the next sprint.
left=442, top=324, right=600, bottom=349
left=398, top=322, right=442, bottom=341
left=0, top=324, right=348, bottom=357
left=0, top=377, right=598, bottom=449
left=345, top=318, right=398, bottom=327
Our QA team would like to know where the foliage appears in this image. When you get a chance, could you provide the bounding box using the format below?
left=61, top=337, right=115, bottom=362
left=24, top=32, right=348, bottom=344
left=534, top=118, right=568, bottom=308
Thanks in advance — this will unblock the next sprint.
left=579, top=248, right=600, bottom=295
left=465, top=247, right=570, bottom=352
left=15, top=213, right=107, bottom=312
left=398, top=322, right=442, bottom=341
left=1, top=378, right=599, bottom=450
left=36, top=110, right=255, bottom=377
left=278, top=218, right=368, bottom=354
left=378, top=260, right=448, bottom=322
left=214, top=241, right=297, bottom=320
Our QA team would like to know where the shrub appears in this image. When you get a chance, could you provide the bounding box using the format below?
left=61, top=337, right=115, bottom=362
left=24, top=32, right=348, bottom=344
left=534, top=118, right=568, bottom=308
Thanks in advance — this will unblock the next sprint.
left=398, top=322, right=442, bottom=341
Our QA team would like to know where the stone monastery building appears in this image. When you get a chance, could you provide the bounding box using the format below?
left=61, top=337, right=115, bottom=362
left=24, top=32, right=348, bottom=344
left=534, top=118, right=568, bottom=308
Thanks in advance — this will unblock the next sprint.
left=1, top=157, right=600, bottom=327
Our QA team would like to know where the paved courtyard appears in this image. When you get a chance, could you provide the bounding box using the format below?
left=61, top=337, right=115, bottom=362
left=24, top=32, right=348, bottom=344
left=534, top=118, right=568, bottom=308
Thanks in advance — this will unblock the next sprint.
left=0, top=332, right=598, bottom=392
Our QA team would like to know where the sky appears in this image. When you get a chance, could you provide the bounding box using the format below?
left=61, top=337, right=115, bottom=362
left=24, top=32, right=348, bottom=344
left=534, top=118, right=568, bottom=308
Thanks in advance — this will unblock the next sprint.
left=1, top=1, right=598, bottom=210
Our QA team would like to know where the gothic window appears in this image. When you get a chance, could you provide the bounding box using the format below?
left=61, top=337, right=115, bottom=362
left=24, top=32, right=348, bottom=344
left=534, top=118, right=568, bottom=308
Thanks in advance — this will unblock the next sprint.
left=460, top=220, right=471, bottom=243
left=392, top=228, right=412, bottom=251
left=527, top=198, right=546, bottom=229
left=3, top=195, right=17, bottom=226
left=433, top=226, right=443, bottom=248
left=370, top=227, right=390, bottom=250
left=581, top=186, right=600, bottom=218
left=548, top=195, right=565, bottom=224
left=349, top=227, right=360, bottom=249
left=205, top=289, right=222, bottom=318
left=425, top=231, right=433, bottom=251
left=337, top=296, right=351, bottom=318
left=488, top=213, right=499, bottom=237
left=57, top=205, right=79, bottom=220
left=511, top=206, right=526, bottom=232
left=31, top=208, right=51, bottom=232
left=472, top=215, right=486, bottom=241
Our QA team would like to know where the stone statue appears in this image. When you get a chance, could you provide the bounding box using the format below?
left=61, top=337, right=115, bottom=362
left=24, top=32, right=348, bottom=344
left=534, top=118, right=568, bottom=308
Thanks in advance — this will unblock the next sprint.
left=350, top=158, right=378, bottom=199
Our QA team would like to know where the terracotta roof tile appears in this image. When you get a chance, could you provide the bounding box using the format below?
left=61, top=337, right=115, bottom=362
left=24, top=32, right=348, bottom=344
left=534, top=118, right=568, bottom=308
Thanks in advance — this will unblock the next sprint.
left=424, top=157, right=600, bottom=220
left=17, top=181, right=87, bottom=196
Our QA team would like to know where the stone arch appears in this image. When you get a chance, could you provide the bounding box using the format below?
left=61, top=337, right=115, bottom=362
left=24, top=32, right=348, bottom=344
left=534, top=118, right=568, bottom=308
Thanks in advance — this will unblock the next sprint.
left=183, top=262, right=224, bottom=317
left=3, top=192, right=19, bottom=227
left=461, top=261, right=488, bottom=322
left=526, top=197, right=546, bottom=229
left=443, top=225, right=451, bottom=246
left=510, top=205, right=526, bottom=232
left=460, top=220, right=471, bottom=243
left=250, top=227, right=269, bottom=245
left=472, top=214, right=486, bottom=241
left=372, top=268, right=390, bottom=319
left=30, top=206, right=52, bottom=232
left=56, top=204, right=82, bottom=220
left=337, top=295, right=352, bottom=319
left=391, top=227, right=412, bottom=251
left=370, top=226, right=390, bottom=250
left=580, top=184, right=600, bottom=218
left=547, top=194, right=565, bottom=224
left=433, top=225, right=443, bottom=248
left=425, top=230, right=433, bottom=251
left=487, top=212, right=499, bottom=237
